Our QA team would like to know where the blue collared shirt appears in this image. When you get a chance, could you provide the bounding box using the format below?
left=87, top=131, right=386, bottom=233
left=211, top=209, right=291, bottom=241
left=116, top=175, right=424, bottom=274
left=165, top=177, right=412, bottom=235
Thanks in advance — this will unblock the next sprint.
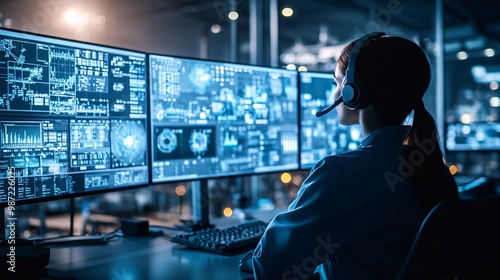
left=252, top=125, right=430, bottom=280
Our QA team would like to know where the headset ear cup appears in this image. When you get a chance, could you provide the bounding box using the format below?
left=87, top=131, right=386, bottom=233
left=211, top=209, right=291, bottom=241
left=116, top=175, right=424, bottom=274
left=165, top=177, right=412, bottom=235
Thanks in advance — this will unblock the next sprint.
left=342, top=82, right=360, bottom=109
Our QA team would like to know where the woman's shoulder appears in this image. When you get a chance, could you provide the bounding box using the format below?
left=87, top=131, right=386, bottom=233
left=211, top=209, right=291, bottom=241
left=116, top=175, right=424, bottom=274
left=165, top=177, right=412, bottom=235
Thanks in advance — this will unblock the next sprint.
left=308, top=149, right=367, bottom=175
left=312, top=146, right=381, bottom=168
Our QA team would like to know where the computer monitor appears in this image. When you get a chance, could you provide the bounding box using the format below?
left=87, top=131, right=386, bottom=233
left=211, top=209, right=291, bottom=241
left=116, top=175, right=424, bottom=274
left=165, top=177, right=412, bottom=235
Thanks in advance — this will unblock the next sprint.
left=299, top=71, right=362, bottom=169
left=149, top=55, right=299, bottom=183
left=0, top=28, right=149, bottom=206
left=446, top=122, right=500, bottom=151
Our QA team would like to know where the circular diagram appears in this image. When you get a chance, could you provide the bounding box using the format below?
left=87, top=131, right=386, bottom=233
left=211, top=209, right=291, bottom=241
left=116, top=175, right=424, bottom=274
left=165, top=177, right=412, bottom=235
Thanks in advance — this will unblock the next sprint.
left=189, top=130, right=209, bottom=156
left=157, top=129, right=178, bottom=153
left=111, top=120, right=147, bottom=165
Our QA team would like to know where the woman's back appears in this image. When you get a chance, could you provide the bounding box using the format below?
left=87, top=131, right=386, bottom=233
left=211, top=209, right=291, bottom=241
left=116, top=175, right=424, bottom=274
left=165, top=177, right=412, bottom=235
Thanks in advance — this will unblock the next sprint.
left=251, top=33, right=459, bottom=280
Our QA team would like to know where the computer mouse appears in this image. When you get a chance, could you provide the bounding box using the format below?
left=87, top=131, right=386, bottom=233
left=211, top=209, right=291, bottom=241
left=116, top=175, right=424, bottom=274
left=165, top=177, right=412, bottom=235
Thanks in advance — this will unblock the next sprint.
left=239, top=249, right=254, bottom=273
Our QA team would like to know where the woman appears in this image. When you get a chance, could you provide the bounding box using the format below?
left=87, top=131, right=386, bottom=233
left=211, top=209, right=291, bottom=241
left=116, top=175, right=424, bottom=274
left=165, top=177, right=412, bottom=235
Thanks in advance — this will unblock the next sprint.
left=251, top=33, right=458, bottom=280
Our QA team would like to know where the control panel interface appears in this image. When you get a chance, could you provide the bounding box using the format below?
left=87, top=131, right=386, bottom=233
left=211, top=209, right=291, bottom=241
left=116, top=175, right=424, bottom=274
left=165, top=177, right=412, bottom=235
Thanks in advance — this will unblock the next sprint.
left=150, top=55, right=299, bottom=182
left=446, top=122, right=500, bottom=151
left=300, top=72, right=362, bottom=169
left=0, top=29, right=148, bottom=203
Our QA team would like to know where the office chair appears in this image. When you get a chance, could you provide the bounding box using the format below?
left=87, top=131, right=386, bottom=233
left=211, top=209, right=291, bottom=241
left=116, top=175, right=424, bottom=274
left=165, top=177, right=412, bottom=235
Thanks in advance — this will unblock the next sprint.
left=396, top=195, right=500, bottom=280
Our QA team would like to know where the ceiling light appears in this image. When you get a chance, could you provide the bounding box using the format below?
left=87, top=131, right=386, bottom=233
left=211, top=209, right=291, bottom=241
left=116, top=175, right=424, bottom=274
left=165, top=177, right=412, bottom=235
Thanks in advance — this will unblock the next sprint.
left=484, top=48, right=495, bottom=57
left=282, top=7, right=294, bottom=17
left=457, top=51, right=468, bottom=60
left=490, top=81, right=499, bottom=91
left=211, top=24, right=221, bottom=33
left=490, top=97, right=500, bottom=107
left=64, top=9, right=81, bottom=25
left=228, top=11, right=239, bottom=20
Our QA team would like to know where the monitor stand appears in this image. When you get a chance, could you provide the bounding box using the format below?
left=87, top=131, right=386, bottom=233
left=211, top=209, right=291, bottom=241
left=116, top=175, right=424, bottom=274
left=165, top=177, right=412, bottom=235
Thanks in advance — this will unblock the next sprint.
left=190, top=179, right=215, bottom=231
left=26, top=198, right=107, bottom=246
left=174, top=179, right=215, bottom=231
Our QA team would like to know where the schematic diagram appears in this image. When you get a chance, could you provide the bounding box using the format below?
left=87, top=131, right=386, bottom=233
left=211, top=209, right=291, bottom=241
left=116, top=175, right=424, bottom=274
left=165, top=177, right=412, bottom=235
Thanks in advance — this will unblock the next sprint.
left=0, top=38, right=79, bottom=114
left=109, top=54, right=147, bottom=118
left=1, top=36, right=147, bottom=118
left=49, top=46, right=77, bottom=115
left=74, top=48, right=109, bottom=117
left=69, top=119, right=110, bottom=171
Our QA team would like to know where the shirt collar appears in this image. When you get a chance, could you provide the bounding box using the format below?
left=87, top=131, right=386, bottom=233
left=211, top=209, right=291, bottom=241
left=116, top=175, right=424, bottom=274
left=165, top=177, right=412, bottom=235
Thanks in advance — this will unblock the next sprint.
left=360, top=125, right=411, bottom=147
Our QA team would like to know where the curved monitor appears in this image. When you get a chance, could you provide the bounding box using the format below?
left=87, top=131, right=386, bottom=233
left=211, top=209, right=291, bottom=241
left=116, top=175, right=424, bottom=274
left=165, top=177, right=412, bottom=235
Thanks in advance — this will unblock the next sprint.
left=299, top=71, right=362, bottom=169
left=149, top=55, right=299, bottom=183
left=0, top=28, right=149, bottom=206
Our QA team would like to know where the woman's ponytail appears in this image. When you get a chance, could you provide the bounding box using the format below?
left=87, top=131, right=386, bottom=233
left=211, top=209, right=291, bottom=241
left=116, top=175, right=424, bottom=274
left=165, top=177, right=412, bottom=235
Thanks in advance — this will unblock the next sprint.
left=404, top=101, right=457, bottom=214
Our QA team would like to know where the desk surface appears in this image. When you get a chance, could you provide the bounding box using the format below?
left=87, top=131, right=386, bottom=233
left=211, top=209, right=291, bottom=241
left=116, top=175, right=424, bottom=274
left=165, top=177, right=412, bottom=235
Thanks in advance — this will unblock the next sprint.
left=43, top=209, right=285, bottom=280
left=46, top=235, right=253, bottom=280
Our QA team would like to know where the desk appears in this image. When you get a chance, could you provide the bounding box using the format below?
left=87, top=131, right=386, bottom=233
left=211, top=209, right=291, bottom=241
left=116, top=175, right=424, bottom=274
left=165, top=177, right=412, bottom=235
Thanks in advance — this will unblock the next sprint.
left=45, top=235, right=253, bottom=280
left=43, top=209, right=285, bottom=280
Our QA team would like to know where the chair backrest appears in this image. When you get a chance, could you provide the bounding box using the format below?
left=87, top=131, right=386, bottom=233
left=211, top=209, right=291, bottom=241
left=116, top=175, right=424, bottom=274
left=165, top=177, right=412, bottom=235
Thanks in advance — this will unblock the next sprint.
left=396, top=195, right=500, bottom=280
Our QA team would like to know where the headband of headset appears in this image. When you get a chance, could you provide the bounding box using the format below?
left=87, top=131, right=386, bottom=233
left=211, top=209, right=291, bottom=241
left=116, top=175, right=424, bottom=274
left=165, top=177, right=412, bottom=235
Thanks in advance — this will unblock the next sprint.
left=342, top=32, right=386, bottom=110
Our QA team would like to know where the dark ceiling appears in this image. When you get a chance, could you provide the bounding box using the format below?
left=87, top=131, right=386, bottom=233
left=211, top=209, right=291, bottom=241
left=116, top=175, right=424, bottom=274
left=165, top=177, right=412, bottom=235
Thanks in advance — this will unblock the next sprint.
left=122, top=0, right=500, bottom=45
left=118, top=0, right=500, bottom=61
left=114, top=0, right=500, bottom=39
left=0, top=0, right=499, bottom=64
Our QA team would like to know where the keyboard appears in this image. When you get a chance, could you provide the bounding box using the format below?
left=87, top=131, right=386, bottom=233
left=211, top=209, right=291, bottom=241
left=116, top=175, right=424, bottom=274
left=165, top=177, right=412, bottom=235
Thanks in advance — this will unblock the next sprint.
left=171, top=220, right=267, bottom=255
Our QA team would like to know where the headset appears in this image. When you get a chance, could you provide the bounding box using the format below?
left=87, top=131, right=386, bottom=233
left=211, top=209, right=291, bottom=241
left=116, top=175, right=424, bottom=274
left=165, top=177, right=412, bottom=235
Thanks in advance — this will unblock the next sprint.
left=315, top=32, right=386, bottom=117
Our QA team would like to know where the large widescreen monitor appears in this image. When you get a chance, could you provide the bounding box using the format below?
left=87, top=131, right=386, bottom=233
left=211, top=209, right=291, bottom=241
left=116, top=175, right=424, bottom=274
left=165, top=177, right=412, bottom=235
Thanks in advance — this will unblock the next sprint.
left=0, top=28, right=149, bottom=205
left=149, top=55, right=299, bottom=183
left=300, top=71, right=362, bottom=169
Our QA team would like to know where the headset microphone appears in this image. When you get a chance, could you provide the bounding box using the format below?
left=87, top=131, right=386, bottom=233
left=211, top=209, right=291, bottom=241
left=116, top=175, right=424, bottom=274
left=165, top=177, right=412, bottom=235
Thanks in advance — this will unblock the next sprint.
left=315, top=96, right=343, bottom=117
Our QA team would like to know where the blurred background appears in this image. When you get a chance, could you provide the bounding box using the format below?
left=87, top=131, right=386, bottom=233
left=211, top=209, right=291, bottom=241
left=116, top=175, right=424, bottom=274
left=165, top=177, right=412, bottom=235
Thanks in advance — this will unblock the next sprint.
left=0, top=0, right=499, bottom=238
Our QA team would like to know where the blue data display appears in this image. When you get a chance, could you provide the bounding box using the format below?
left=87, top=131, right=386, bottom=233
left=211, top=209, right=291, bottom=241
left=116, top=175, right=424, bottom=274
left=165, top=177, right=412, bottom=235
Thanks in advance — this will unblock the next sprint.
left=149, top=55, right=299, bottom=182
left=0, top=29, right=148, bottom=204
left=299, top=72, right=362, bottom=169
